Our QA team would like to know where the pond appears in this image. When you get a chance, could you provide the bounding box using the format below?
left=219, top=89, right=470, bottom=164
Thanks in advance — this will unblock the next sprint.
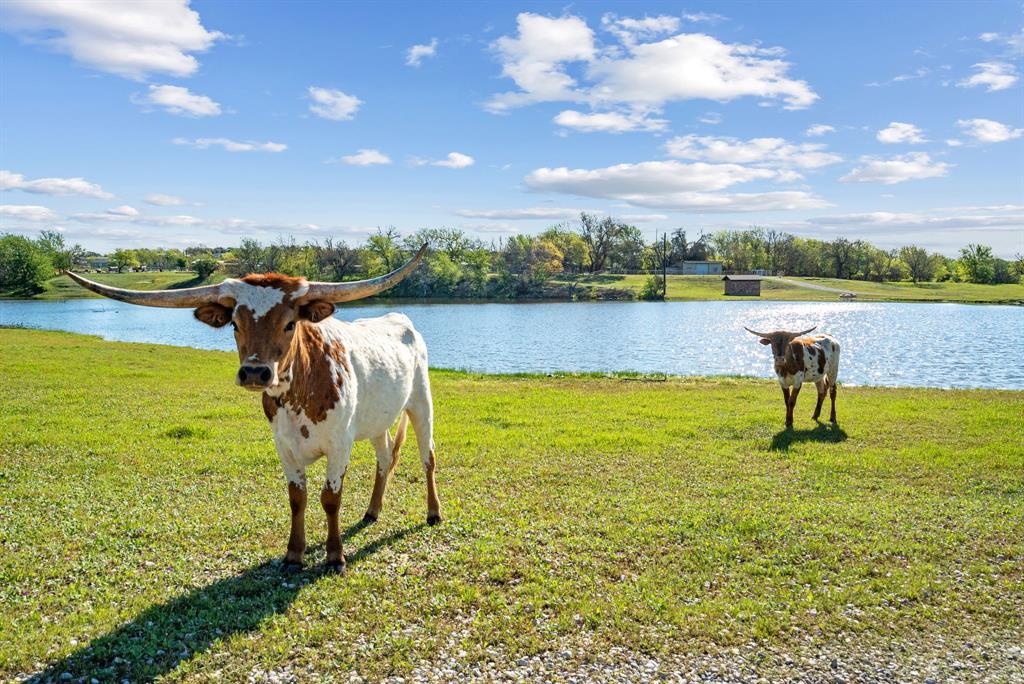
left=2, top=299, right=1022, bottom=389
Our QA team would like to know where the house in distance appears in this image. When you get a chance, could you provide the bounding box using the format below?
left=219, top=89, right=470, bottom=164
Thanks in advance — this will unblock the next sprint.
left=722, top=274, right=762, bottom=296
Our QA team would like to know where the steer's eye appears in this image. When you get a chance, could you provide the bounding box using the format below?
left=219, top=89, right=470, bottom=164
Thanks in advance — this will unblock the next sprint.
left=284, top=321, right=295, bottom=332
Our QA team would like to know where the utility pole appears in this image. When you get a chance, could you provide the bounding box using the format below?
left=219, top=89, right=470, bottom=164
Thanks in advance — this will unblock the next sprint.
left=662, top=231, right=668, bottom=300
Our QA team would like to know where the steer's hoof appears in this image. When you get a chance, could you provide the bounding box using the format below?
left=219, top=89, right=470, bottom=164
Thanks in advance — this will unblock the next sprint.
left=325, top=560, right=346, bottom=575
left=283, top=560, right=304, bottom=574
left=362, top=512, right=378, bottom=525
left=427, top=513, right=442, bottom=526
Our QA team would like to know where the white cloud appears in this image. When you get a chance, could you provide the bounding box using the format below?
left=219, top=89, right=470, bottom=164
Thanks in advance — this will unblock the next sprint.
left=485, top=12, right=817, bottom=119
left=601, top=14, right=680, bottom=45
left=977, top=29, right=1024, bottom=57
left=144, top=193, right=184, bottom=206
left=1, top=0, right=224, bottom=79
left=945, top=139, right=963, bottom=147
left=699, top=112, right=722, bottom=125
left=0, top=204, right=58, bottom=221
left=840, top=153, right=951, bottom=185
left=134, top=84, right=221, bottom=117
left=957, top=62, right=1018, bottom=92
left=876, top=121, right=927, bottom=144
left=172, top=137, right=287, bottom=152
left=106, top=205, right=139, bottom=216
left=805, top=206, right=1024, bottom=231
left=308, top=86, right=362, bottom=121
left=866, top=67, right=929, bottom=87
left=523, top=160, right=829, bottom=212
left=805, top=124, right=835, bottom=137
left=339, top=149, right=392, bottom=166
left=455, top=207, right=589, bottom=220
left=664, top=134, right=842, bottom=169
left=680, top=12, right=728, bottom=24
left=0, top=169, right=113, bottom=199
left=406, top=38, right=438, bottom=67
left=619, top=213, right=668, bottom=223
left=553, top=109, right=667, bottom=133
left=430, top=152, right=475, bottom=169
left=956, top=118, right=1024, bottom=143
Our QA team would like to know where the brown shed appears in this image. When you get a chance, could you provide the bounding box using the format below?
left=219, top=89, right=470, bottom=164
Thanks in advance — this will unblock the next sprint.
left=722, top=274, right=762, bottom=296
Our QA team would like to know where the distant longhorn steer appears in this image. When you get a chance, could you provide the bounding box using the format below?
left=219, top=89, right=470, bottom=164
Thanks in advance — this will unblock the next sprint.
left=66, top=246, right=439, bottom=574
left=745, top=326, right=841, bottom=427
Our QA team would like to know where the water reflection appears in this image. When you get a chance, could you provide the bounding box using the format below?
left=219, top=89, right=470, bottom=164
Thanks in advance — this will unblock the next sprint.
left=1, top=299, right=1021, bottom=389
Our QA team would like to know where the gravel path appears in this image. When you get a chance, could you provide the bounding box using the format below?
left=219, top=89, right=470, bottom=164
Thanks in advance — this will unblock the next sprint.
left=767, top=277, right=864, bottom=296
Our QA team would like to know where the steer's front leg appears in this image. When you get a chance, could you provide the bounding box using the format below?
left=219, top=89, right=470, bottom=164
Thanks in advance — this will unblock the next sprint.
left=322, top=446, right=351, bottom=574
left=286, top=480, right=307, bottom=571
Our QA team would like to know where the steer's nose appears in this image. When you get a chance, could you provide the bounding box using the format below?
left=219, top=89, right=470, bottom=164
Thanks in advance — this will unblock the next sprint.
left=237, top=364, right=273, bottom=389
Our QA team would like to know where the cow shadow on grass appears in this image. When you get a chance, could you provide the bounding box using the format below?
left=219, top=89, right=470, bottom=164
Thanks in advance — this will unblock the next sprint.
left=28, top=523, right=426, bottom=683
left=770, top=422, right=848, bottom=451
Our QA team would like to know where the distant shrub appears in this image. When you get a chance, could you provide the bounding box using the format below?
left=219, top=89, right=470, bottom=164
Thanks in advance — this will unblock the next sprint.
left=191, top=257, right=219, bottom=280
left=0, top=234, right=52, bottom=294
left=639, top=275, right=663, bottom=301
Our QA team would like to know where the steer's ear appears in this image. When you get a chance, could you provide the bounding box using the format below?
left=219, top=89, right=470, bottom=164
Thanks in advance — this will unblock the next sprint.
left=759, top=338, right=771, bottom=345
left=299, top=300, right=335, bottom=323
left=194, top=303, right=233, bottom=328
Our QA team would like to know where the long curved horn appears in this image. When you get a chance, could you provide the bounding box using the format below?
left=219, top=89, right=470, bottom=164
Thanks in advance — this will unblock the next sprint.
left=304, top=243, right=428, bottom=303
left=743, top=326, right=772, bottom=337
left=790, top=326, right=817, bottom=337
left=63, top=270, right=225, bottom=308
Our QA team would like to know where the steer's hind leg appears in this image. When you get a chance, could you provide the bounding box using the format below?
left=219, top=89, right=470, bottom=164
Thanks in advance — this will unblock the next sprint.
left=406, top=405, right=441, bottom=526
left=829, top=383, right=839, bottom=424
left=812, top=379, right=828, bottom=421
left=365, top=416, right=407, bottom=524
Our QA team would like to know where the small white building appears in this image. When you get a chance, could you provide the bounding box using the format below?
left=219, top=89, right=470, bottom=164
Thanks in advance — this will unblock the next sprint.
left=681, top=261, right=723, bottom=276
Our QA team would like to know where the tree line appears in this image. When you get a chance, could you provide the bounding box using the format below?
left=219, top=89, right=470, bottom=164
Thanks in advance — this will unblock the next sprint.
left=2, top=214, right=1021, bottom=297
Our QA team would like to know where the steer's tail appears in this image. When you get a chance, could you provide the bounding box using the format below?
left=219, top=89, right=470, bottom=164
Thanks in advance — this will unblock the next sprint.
left=392, top=411, right=410, bottom=460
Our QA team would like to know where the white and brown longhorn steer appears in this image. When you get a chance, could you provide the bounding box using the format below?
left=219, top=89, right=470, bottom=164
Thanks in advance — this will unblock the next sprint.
left=745, top=326, right=841, bottom=427
left=66, top=247, right=439, bottom=574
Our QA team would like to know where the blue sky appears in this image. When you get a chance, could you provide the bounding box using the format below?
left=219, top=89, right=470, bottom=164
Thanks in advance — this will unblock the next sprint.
left=0, top=1, right=1021, bottom=255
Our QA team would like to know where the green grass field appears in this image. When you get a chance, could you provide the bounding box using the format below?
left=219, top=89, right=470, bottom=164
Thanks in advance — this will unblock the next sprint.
left=1, top=329, right=1022, bottom=682
left=553, top=273, right=1024, bottom=303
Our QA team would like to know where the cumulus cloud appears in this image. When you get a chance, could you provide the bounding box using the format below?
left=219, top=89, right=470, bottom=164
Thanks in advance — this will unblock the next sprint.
left=978, top=29, right=1024, bottom=57
left=805, top=124, right=835, bottom=137
left=956, top=118, right=1024, bottom=143
left=417, top=152, right=475, bottom=168
left=0, top=204, right=58, bottom=221
left=172, top=137, right=286, bottom=152
left=406, top=38, right=438, bottom=67
left=876, top=121, right=927, bottom=144
left=308, top=86, right=362, bottom=121
left=0, top=169, right=113, bottom=198
left=664, top=135, right=842, bottom=169
left=0, top=0, right=224, bottom=79
left=523, top=160, right=829, bottom=212
left=339, top=149, right=392, bottom=165
left=601, top=14, right=680, bottom=45
left=840, top=153, right=951, bottom=185
left=144, top=193, right=185, bottom=206
left=106, top=205, right=139, bottom=216
left=485, top=12, right=817, bottom=128
left=957, top=62, right=1018, bottom=92
left=553, top=109, right=667, bottom=133
left=134, top=84, right=221, bottom=116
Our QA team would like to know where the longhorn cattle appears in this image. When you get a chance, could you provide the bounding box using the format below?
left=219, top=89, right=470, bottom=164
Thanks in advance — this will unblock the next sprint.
left=65, top=246, right=439, bottom=574
left=744, top=326, right=841, bottom=427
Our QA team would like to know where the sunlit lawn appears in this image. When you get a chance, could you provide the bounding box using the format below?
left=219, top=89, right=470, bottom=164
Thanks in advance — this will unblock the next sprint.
left=1, top=329, right=1021, bottom=681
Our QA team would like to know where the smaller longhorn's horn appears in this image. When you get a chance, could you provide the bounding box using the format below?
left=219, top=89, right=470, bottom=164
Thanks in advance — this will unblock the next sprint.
left=304, top=243, right=428, bottom=303
left=743, top=326, right=772, bottom=337
left=63, top=270, right=225, bottom=308
left=790, top=326, right=818, bottom=337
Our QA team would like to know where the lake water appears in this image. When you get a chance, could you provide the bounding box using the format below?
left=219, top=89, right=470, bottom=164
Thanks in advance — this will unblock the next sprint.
left=2, top=299, right=1022, bottom=389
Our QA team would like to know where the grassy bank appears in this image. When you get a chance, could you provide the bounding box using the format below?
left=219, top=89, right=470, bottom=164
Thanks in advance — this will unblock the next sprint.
left=1, top=330, right=1022, bottom=682
left=6, top=270, right=1023, bottom=304
left=552, top=273, right=1024, bottom=304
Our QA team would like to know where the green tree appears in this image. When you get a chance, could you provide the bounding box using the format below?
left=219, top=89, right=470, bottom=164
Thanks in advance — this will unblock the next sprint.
left=958, top=244, right=995, bottom=284
left=0, top=234, right=52, bottom=294
left=899, top=246, right=934, bottom=283
left=111, top=249, right=139, bottom=273
left=191, top=257, right=219, bottom=279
